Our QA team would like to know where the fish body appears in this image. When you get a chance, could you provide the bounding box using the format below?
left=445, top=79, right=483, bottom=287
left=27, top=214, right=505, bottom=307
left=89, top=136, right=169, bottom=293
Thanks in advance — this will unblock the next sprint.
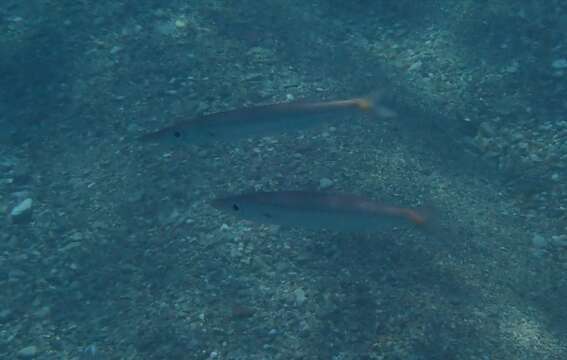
left=212, top=191, right=427, bottom=233
left=139, top=95, right=394, bottom=146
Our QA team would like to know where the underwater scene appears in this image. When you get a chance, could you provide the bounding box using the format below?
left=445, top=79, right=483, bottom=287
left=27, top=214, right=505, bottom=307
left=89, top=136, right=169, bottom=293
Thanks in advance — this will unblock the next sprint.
left=1, top=0, right=567, bottom=359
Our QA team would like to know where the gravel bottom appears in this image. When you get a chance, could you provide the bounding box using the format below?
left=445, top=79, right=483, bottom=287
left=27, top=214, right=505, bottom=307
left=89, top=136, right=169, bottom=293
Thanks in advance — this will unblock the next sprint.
left=1, top=114, right=565, bottom=359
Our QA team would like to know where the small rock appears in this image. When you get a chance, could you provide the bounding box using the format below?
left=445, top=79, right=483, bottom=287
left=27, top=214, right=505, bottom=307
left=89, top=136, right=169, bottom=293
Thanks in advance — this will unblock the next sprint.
left=17, top=345, right=38, bottom=358
left=294, top=288, right=307, bottom=305
left=175, top=19, right=187, bottom=28
left=110, top=46, right=122, bottom=55
left=69, top=232, right=84, bottom=241
left=504, top=60, right=519, bottom=73
left=10, top=198, right=33, bottom=224
left=551, top=235, right=567, bottom=247
left=318, top=178, right=333, bottom=190
left=408, top=60, right=422, bottom=72
left=243, top=73, right=263, bottom=81
left=531, top=234, right=547, bottom=248
left=552, top=58, right=567, bottom=69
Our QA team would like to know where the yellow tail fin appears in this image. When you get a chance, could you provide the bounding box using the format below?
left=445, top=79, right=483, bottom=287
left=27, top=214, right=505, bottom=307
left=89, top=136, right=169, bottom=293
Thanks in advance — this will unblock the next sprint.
left=356, top=91, right=397, bottom=118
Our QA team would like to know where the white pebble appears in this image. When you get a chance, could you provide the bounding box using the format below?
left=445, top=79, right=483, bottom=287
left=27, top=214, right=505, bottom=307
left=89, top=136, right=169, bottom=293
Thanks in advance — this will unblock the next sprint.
left=551, top=235, right=567, bottom=247
left=10, top=198, right=33, bottom=223
left=318, top=178, right=334, bottom=190
left=552, top=58, right=567, bottom=69
left=17, top=345, right=38, bottom=358
left=294, top=288, right=307, bottom=305
left=408, top=60, right=422, bottom=72
left=531, top=234, right=547, bottom=248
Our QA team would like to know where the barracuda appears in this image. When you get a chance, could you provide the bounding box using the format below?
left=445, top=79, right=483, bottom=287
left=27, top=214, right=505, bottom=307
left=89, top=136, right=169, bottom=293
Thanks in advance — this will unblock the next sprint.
left=212, top=191, right=428, bottom=233
left=139, top=93, right=395, bottom=146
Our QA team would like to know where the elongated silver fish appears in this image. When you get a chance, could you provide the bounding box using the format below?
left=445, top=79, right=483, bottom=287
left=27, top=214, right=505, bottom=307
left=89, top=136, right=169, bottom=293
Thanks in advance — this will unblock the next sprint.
left=212, top=191, right=428, bottom=233
left=139, top=94, right=395, bottom=145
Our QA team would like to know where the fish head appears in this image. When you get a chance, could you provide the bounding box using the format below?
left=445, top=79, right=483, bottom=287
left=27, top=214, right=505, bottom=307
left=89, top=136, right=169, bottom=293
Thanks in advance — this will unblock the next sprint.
left=212, top=194, right=253, bottom=215
left=138, top=126, right=189, bottom=146
left=212, top=193, right=277, bottom=223
left=211, top=195, right=238, bottom=212
left=138, top=122, right=213, bottom=146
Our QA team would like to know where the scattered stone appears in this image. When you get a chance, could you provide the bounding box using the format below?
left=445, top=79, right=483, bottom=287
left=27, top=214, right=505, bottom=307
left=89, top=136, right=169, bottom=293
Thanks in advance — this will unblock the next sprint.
left=10, top=198, right=33, bottom=224
left=550, top=235, right=567, bottom=247
left=531, top=234, right=547, bottom=248
left=17, top=345, right=38, bottom=358
left=408, top=60, right=422, bottom=72
left=504, top=60, right=519, bottom=73
left=551, top=58, right=567, bottom=69
left=294, top=288, right=307, bottom=305
left=318, top=178, right=334, bottom=190
left=175, top=19, right=187, bottom=28
left=110, top=46, right=122, bottom=54
left=243, top=73, right=263, bottom=81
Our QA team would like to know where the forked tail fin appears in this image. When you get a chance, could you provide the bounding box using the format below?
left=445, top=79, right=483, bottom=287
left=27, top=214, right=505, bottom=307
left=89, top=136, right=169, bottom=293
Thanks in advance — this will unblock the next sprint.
left=355, top=90, right=397, bottom=118
left=401, top=203, right=442, bottom=234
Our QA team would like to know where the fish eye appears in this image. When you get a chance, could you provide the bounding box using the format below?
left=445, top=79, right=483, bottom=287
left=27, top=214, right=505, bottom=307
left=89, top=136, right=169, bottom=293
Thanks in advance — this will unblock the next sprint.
left=232, top=203, right=239, bottom=211
left=173, top=130, right=181, bottom=138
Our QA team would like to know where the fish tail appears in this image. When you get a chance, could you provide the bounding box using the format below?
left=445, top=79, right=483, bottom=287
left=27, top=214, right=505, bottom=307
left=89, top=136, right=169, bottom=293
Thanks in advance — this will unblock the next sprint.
left=405, top=204, right=446, bottom=238
left=355, top=91, right=397, bottom=118
left=409, top=204, right=460, bottom=246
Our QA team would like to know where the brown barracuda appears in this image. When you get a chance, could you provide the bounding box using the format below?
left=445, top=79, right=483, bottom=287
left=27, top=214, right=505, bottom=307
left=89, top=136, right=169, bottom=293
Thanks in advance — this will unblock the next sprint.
left=139, top=94, right=395, bottom=145
left=212, top=191, right=429, bottom=233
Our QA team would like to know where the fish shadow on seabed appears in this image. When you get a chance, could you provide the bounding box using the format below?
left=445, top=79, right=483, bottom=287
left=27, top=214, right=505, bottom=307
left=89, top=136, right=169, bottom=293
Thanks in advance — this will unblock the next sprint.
left=286, top=218, right=480, bottom=357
